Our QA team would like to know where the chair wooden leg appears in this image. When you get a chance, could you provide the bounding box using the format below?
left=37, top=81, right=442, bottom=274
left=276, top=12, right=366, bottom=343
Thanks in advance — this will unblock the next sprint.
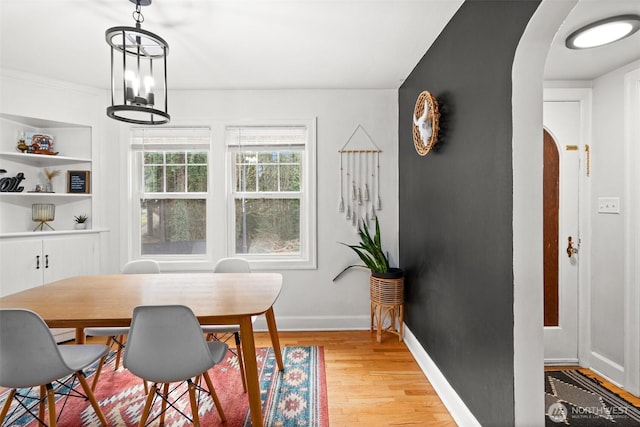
left=159, top=383, right=169, bottom=426
left=234, top=332, right=247, bottom=393
left=91, top=336, right=114, bottom=391
left=114, top=334, right=125, bottom=370
left=91, top=355, right=107, bottom=392
left=187, top=380, right=200, bottom=426
left=138, top=383, right=157, bottom=427
left=38, top=384, right=46, bottom=422
left=0, top=389, right=16, bottom=424
left=203, top=371, right=226, bottom=423
left=46, top=383, right=57, bottom=427
left=76, top=371, right=108, bottom=426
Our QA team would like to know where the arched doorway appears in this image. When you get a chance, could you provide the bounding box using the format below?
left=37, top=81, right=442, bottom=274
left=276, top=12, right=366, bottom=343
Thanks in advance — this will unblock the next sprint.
left=512, top=0, right=578, bottom=424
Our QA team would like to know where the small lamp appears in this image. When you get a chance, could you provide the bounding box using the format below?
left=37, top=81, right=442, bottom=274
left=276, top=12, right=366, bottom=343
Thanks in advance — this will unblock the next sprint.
left=32, top=203, right=55, bottom=231
left=106, top=0, right=170, bottom=125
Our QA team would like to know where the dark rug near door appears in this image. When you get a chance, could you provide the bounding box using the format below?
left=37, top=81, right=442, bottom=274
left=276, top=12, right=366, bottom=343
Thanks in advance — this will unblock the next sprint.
left=545, top=369, right=640, bottom=426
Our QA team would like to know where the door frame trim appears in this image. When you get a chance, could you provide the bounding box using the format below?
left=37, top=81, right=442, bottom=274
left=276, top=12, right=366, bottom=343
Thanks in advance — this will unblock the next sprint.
left=543, top=88, right=593, bottom=366
left=624, top=68, right=640, bottom=396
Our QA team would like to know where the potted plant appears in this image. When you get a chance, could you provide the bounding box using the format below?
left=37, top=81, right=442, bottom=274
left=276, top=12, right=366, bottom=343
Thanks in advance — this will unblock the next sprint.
left=334, top=217, right=402, bottom=279
left=335, top=217, right=404, bottom=342
left=73, top=214, right=88, bottom=230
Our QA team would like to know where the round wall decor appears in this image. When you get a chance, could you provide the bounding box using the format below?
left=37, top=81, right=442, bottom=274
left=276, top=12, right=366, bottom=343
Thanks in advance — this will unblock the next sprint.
left=412, top=90, right=440, bottom=156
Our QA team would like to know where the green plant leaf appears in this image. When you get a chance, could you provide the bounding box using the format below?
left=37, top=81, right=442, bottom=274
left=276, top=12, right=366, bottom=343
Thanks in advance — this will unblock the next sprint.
left=336, top=217, right=391, bottom=278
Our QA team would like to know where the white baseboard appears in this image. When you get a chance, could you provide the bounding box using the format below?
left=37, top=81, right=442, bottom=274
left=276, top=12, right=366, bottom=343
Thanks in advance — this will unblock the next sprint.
left=544, top=358, right=579, bottom=366
left=52, top=328, right=75, bottom=343
left=590, top=351, right=625, bottom=387
left=403, top=326, right=481, bottom=427
left=253, top=314, right=370, bottom=332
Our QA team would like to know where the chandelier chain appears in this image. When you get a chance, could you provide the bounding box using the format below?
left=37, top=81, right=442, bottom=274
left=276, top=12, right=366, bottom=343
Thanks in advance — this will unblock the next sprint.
left=132, top=3, right=145, bottom=25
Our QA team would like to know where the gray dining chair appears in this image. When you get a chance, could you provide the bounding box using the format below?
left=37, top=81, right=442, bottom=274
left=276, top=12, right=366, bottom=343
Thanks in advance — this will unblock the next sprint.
left=123, top=305, right=227, bottom=425
left=85, top=258, right=160, bottom=391
left=0, top=309, right=109, bottom=427
left=202, top=257, right=252, bottom=392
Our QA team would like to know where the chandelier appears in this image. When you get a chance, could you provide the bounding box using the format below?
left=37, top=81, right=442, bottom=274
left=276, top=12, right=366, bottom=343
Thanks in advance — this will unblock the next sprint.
left=106, top=0, right=170, bottom=125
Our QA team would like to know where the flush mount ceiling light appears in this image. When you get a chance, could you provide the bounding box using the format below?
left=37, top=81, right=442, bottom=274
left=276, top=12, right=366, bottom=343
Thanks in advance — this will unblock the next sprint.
left=566, top=14, right=640, bottom=49
left=106, top=0, right=170, bottom=125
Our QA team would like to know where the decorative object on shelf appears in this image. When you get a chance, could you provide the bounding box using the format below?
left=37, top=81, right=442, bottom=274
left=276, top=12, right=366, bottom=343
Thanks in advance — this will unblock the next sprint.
left=333, top=217, right=404, bottom=343
left=412, top=90, right=440, bottom=156
left=106, top=0, right=170, bottom=125
left=26, top=132, right=59, bottom=155
left=67, top=170, right=91, bottom=194
left=338, top=124, right=382, bottom=230
left=43, top=168, right=60, bottom=193
left=73, top=214, right=89, bottom=230
left=0, top=170, right=25, bottom=192
left=32, top=203, right=55, bottom=231
left=16, top=132, right=28, bottom=153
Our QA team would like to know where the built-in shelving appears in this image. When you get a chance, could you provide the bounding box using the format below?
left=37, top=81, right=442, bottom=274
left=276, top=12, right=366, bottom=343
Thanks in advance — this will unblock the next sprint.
left=0, top=152, right=92, bottom=167
left=0, top=113, right=94, bottom=235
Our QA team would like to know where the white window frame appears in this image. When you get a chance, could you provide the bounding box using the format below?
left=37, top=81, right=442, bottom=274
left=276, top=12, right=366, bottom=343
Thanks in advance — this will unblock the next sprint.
left=225, top=119, right=317, bottom=270
left=129, top=127, right=212, bottom=269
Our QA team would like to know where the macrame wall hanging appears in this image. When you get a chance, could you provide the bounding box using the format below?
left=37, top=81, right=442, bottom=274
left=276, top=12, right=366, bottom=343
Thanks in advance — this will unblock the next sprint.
left=339, top=125, right=382, bottom=231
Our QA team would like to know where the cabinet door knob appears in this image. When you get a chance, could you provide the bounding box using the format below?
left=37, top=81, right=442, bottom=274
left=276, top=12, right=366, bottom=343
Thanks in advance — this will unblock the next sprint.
left=45, top=254, right=49, bottom=269
left=36, top=255, right=40, bottom=269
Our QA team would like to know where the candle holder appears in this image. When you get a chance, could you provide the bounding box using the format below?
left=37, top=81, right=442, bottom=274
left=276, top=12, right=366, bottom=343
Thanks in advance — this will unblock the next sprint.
left=32, top=203, right=55, bottom=231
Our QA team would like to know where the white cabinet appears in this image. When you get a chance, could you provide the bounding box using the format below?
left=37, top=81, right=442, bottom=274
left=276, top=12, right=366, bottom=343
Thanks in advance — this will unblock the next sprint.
left=0, top=238, right=43, bottom=295
left=1, top=112, right=101, bottom=341
left=0, top=113, right=93, bottom=234
left=0, top=233, right=100, bottom=341
left=0, top=234, right=99, bottom=296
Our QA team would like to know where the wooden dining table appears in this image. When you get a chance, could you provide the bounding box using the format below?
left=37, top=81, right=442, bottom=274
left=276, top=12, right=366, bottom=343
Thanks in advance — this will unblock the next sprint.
left=0, top=272, right=284, bottom=427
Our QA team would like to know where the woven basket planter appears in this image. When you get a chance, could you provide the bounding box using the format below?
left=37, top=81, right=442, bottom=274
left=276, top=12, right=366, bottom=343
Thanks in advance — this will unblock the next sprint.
left=370, top=271, right=404, bottom=343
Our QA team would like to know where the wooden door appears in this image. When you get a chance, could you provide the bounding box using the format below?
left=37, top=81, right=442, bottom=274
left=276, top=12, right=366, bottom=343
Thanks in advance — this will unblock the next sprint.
left=543, top=100, right=581, bottom=363
left=543, top=129, right=559, bottom=326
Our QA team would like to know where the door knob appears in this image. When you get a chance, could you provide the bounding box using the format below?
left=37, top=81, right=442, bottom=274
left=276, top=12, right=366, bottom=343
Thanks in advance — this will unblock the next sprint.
left=567, top=236, right=579, bottom=258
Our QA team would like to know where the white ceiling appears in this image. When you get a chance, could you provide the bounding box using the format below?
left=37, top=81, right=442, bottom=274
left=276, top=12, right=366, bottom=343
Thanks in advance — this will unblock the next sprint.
left=0, top=0, right=463, bottom=90
left=0, top=0, right=638, bottom=90
left=544, top=0, right=640, bottom=81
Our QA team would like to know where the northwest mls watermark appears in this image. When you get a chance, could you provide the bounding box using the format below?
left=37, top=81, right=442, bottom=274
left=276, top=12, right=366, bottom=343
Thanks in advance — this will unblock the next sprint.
left=547, top=402, right=630, bottom=423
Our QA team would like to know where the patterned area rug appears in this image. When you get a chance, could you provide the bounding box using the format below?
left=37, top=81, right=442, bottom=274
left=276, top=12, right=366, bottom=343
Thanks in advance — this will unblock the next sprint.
left=545, top=370, right=640, bottom=426
left=1, top=346, right=328, bottom=426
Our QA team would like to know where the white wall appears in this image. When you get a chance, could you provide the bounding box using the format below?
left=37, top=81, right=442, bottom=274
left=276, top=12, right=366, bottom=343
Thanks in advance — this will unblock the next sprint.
left=105, top=89, right=400, bottom=330
left=1, top=71, right=400, bottom=330
left=589, top=59, right=640, bottom=384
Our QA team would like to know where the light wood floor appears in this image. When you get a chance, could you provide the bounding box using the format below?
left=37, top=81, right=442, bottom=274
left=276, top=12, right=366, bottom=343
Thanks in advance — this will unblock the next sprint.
left=253, top=330, right=457, bottom=426
left=15, top=331, right=640, bottom=426
left=83, top=330, right=456, bottom=425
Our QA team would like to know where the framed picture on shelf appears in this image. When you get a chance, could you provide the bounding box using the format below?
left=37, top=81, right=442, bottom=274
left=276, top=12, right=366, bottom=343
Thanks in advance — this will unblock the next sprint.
left=67, top=170, right=91, bottom=194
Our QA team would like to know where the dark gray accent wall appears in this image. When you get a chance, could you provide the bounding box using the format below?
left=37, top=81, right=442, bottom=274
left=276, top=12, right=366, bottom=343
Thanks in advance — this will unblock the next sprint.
left=398, top=1, right=540, bottom=426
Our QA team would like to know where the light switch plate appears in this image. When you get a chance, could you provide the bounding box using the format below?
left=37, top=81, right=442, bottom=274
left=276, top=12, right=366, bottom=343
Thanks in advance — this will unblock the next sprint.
left=598, top=197, right=620, bottom=214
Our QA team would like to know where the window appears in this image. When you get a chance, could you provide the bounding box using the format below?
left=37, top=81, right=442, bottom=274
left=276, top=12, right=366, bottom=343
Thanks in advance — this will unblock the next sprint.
left=130, top=128, right=211, bottom=259
left=128, top=121, right=316, bottom=270
left=226, top=122, right=316, bottom=268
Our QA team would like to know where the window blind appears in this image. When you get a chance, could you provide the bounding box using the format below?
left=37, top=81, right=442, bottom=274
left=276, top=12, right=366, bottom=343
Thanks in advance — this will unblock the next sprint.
left=131, top=127, right=211, bottom=150
left=225, top=125, right=307, bottom=149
